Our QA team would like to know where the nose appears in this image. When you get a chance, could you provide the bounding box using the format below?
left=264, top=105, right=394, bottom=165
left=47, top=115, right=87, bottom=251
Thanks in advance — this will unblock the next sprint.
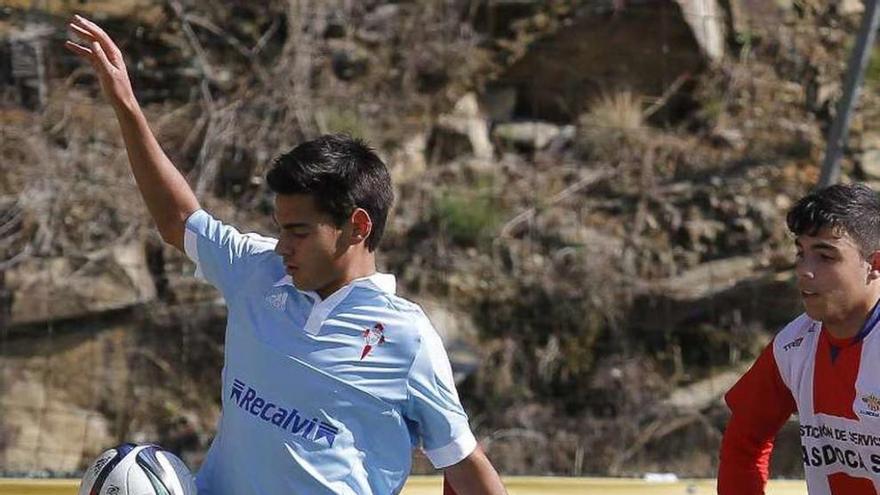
left=275, top=237, right=290, bottom=257
left=795, top=259, right=814, bottom=281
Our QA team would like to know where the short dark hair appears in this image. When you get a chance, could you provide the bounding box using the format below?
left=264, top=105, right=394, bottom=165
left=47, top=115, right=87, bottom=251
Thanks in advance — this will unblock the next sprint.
left=786, top=183, right=880, bottom=255
left=266, top=134, right=394, bottom=251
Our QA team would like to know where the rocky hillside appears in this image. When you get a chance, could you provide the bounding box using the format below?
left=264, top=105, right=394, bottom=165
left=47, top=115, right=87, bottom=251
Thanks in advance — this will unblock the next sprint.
left=1, top=0, right=876, bottom=477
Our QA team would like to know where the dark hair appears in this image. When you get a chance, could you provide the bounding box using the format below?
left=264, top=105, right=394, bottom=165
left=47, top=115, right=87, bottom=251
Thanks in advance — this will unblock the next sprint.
left=786, top=183, right=880, bottom=255
left=266, top=134, right=394, bottom=251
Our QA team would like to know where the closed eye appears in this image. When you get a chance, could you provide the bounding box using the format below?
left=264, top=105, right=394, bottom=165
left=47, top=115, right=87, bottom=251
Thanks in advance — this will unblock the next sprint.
left=281, top=228, right=310, bottom=238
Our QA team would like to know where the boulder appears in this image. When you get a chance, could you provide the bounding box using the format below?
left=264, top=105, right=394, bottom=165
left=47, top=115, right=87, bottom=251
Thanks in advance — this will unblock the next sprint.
left=427, top=93, right=494, bottom=162
left=493, top=1, right=706, bottom=122
left=0, top=371, right=114, bottom=472
left=389, top=133, right=428, bottom=184
left=835, top=0, right=865, bottom=15
left=537, top=212, right=624, bottom=255
left=649, top=255, right=759, bottom=302
left=6, top=242, right=157, bottom=325
left=661, top=363, right=752, bottom=411
left=493, top=121, right=575, bottom=151
left=480, top=85, right=518, bottom=123
left=0, top=326, right=125, bottom=472
left=631, top=259, right=801, bottom=335
left=675, top=0, right=725, bottom=63
left=727, top=0, right=794, bottom=38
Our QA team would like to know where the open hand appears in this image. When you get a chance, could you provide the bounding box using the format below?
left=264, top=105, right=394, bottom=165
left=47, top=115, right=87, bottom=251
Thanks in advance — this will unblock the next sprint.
left=65, top=15, right=136, bottom=108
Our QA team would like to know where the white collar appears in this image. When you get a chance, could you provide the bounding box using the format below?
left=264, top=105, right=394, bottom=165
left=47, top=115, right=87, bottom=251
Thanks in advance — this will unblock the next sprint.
left=273, top=272, right=397, bottom=335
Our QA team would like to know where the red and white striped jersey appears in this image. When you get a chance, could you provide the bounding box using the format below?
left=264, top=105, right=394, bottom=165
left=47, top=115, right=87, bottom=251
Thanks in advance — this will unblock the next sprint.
left=719, top=312, right=880, bottom=495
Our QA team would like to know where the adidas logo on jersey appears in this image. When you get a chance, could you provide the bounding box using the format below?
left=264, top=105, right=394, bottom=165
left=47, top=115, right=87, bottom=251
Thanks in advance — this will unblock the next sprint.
left=265, top=291, right=288, bottom=311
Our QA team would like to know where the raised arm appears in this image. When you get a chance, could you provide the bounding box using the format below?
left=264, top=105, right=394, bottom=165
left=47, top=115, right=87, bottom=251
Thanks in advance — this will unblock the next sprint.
left=65, top=15, right=199, bottom=251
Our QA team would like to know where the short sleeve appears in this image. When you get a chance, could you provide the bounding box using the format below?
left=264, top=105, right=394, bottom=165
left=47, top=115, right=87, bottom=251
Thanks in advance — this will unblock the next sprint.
left=405, top=320, right=477, bottom=469
left=724, top=341, right=796, bottom=430
left=183, top=209, right=278, bottom=296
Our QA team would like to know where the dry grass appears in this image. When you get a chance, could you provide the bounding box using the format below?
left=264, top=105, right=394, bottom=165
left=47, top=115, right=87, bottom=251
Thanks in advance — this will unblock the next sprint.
left=576, top=91, right=647, bottom=159
left=584, top=91, right=645, bottom=131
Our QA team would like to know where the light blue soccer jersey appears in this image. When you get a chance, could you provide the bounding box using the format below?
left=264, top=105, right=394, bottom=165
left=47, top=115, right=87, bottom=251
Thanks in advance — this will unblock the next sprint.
left=183, top=209, right=477, bottom=495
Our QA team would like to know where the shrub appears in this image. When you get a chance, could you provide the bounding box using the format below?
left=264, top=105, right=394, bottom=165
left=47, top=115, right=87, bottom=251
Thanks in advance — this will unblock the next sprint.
left=432, top=182, right=501, bottom=247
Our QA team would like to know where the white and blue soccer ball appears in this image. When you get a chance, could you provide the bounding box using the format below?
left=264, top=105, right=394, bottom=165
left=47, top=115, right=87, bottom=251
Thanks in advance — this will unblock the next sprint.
left=79, top=443, right=197, bottom=495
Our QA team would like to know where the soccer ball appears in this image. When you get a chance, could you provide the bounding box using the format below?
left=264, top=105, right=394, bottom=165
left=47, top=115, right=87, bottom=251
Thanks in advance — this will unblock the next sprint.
left=79, top=443, right=197, bottom=495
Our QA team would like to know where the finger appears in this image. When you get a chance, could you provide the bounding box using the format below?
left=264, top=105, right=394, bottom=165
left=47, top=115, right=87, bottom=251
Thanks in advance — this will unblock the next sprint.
left=64, top=40, right=94, bottom=59
left=67, top=40, right=103, bottom=73
left=73, top=15, right=123, bottom=65
left=68, top=23, right=95, bottom=43
left=90, top=40, right=114, bottom=72
left=72, top=16, right=112, bottom=49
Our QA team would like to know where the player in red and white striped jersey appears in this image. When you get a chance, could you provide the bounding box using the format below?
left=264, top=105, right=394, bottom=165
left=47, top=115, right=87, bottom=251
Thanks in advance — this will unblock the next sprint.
left=718, top=183, right=880, bottom=495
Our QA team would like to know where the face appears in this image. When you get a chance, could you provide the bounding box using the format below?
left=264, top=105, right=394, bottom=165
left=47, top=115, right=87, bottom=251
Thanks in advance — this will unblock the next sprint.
left=795, top=227, right=880, bottom=333
left=273, top=194, right=352, bottom=294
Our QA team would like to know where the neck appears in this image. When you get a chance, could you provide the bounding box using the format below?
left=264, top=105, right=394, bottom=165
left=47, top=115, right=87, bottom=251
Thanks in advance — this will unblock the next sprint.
left=316, top=254, right=376, bottom=300
left=825, top=293, right=880, bottom=340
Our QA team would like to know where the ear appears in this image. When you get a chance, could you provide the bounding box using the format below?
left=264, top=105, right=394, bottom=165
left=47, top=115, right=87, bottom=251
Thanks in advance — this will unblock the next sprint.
left=349, top=208, right=373, bottom=246
left=868, top=251, right=880, bottom=281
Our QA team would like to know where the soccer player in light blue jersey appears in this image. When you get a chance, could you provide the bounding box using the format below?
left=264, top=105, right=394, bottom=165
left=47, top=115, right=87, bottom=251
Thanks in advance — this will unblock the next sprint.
left=66, top=15, right=507, bottom=495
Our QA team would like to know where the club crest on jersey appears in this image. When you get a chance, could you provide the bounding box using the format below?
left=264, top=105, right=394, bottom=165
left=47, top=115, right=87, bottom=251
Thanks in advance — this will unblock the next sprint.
left=861, top=394, right=880, bottom=414
left=361, top=323, right=386, bottom=360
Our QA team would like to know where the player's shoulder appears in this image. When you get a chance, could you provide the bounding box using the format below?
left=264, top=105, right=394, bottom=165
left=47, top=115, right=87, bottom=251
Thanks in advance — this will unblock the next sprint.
left=229, top=235, right=282, bottom=284
left=335, top=288, right=431, bottom=351
left=380, top=295, right=449, bottom=364
left=386, top=292, right=429, bottom=317
left=772, top=313, right=820, bottom=359
left=348, top=288, right=430, bottom=325
left=193, top=209, right=279, bottom=248
left=385, top=293, right=436, bottom=336
left=241, top=231, right=279, bottom=249
left=246, top=252, right=286, bottom=287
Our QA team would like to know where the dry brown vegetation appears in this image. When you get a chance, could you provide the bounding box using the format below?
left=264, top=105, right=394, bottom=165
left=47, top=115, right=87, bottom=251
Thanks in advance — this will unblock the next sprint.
left=0, top=0, right=875, bottom=478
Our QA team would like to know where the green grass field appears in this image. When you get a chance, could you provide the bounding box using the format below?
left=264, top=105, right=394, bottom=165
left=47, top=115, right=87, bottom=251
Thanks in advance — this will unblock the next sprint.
left=0, top=477, right=807, bottom=494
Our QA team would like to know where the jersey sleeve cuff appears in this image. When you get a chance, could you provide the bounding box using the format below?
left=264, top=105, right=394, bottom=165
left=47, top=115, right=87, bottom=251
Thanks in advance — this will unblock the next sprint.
left=184, top=209, right=208, bottom=279
left=423, top=430, right=478, bottom=469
